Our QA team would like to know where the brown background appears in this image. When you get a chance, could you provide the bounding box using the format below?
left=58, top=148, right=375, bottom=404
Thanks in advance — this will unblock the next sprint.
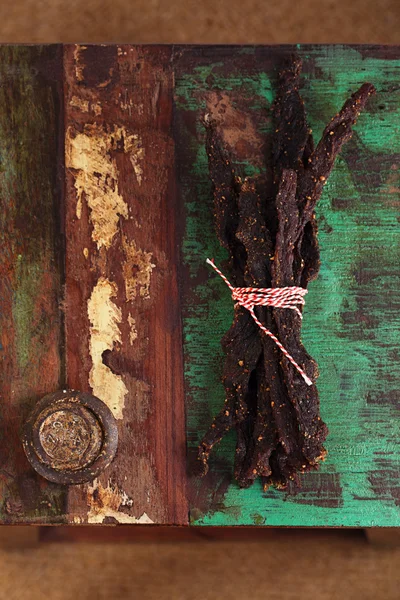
left=0, top=1, right=400, bottom=599
left=0, top=0, right=399, bottom=44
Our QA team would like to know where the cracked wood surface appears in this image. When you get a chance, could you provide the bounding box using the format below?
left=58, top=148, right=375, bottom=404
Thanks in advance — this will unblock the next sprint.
left=1, top=44, right=400, bottom=526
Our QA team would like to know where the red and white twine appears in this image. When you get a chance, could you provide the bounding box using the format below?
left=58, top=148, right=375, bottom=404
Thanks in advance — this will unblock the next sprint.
left=206, top=258, right=312, bottom=386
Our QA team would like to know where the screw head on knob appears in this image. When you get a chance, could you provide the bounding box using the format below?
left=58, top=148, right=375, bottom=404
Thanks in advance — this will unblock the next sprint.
left=22, top=390, right=118, bottom=485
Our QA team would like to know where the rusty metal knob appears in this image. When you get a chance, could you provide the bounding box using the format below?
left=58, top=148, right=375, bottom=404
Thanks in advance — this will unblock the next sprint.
left=22, top=390, right=118, bottom=485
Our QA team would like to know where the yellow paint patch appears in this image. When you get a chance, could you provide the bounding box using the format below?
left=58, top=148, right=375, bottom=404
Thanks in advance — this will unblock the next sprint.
left=83, top=247, right=89, bottom=259
left=87, top=479, right=153, bottom=524
left=120, top=93, right=134, bottom=115
left=70, top=95, right=89, bottom=112
left=128, top=313, right=138, bottom=344
left=73, top=45, right=87, bottom=82
left=130, top=149, right=144, bottom=185
left=66, top=124, right=144, bottom=249
left=76, top=195, right=82, bottom=220
left=122, top=127, right=144, bottom=185
left=122, top=235, right=155, bottom=301
left=87, top=277, right=128, bottom=420
left=92, top=101, right=102, bottom=116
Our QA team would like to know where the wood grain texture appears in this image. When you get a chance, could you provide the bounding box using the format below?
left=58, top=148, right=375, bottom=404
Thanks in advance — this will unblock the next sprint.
left=174, top=45, right=400, bottom=526
left=0, top=46, right=67, bottom=524
left=64, top=44, right=188, bottom=525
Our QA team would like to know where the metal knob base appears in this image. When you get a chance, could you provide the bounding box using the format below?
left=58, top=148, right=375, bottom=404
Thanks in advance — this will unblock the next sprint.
left=22, top=390, right=118, bottom=485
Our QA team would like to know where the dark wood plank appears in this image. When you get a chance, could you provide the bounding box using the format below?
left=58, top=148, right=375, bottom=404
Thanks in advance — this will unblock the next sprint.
left=64, top=44, right=188, bottom=525
left=0, top=46, right=66, bottom=524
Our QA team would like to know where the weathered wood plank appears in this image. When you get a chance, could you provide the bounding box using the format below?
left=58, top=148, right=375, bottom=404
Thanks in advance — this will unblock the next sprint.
left=64, top=44, right=188, bottom=525
left=0, top=44, right=399, bottom=528
left=174, top=44, right=400, bottom=526
left=0, top=46, right=66, bottom=524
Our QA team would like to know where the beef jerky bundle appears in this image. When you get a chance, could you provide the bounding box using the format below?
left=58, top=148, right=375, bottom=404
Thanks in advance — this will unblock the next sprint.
left=198, top=57, right=375, bottom=490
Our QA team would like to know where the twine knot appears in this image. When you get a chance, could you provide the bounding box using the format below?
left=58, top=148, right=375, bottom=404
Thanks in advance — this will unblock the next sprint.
left=206, top=258, right=312, bottom=386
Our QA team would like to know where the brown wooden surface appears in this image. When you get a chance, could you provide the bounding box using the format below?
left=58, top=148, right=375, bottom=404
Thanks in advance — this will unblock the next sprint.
left=0, top=46, right=67, bottom=524
left=64, top=45, right=187, bottom=525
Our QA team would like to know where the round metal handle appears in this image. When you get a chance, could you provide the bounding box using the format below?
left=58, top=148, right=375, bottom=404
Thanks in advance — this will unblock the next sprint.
left=22, top=390, right=118, bottom=485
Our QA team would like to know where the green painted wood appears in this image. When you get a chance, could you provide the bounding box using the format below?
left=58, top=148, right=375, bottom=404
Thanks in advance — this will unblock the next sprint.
left=174, top=45, right=400, bottom=526
left=0, top=46, right=67, bottom=523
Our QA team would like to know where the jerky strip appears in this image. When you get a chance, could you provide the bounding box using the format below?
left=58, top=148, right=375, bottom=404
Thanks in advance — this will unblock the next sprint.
left=295, top=82, right=376, bottom=285
left=272, top=56, right=309, bottom=173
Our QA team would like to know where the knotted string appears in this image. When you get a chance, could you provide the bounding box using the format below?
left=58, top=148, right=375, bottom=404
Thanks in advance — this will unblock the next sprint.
left=206, top=258, right=312, bottom=386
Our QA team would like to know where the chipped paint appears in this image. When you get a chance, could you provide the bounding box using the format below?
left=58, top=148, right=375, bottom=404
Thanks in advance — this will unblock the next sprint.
left=66, top=124, right=143, bottom=249
left=122, top=235, right=155, bottom=301
left=73, top=45, right=87, bottom=82
left=120, top=92, right=135, bottom=115
left=129, top=148, right=144, bottom=184
left=70, top=95, right=89, bottom=112
left=92, top=102, right=102, bottom=116
left=87, top=479, right=154, bottom=524
left=83, top=247, right=89, bottom=259
left=122, top=127, right=144, bottom=184
left=128, top=313, right=138, bottom=344
left=87, top=277, right=128, bottom=419
left=76, top=195, right=82, bottom=220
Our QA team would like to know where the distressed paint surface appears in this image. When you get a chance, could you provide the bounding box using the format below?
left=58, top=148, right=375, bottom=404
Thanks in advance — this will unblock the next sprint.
left=1, top=44, right=399, bottom=527
left=87, top=277, right=128, bottom=420
left=0, top=46, right=66, bottom=523
left=66, top=123, right=135, bottom=248
left=86, top=479, right=153, bottom=524
left=174, top=45, right=400, bottom=526
left=64, top=44, right=188, bottom=525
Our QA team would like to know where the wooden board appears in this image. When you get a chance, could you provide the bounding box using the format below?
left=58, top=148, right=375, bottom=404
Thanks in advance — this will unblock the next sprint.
left=63, top=45, right=188, bottom=525
left=0, top=46, right=67, bottom=523
left=0, top=44, right=399, bottom=527
left=175, top=45, right=400, bottom=526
